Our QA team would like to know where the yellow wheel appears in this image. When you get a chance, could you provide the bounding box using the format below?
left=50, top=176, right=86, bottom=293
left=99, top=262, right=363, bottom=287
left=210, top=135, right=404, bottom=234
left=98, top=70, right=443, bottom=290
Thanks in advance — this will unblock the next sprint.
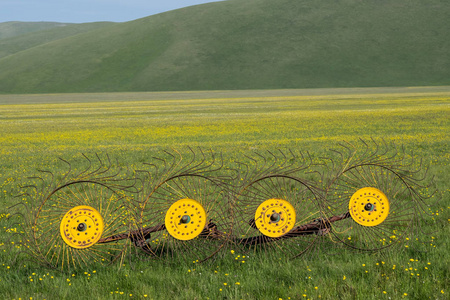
left=165, top=199, right=207, bottom=241
left=349, top=187, right=389, bottom=227
left=60, top=205, right=104, bottom=249
left=32, top=181, right=133, bottom=271
left=325, top=162, right=422, bottom=251
left=254, top=199, right=296, bottom=238
left=136, top=174, right=231, bottom=263
left=232, top=175, right=322, bottom=259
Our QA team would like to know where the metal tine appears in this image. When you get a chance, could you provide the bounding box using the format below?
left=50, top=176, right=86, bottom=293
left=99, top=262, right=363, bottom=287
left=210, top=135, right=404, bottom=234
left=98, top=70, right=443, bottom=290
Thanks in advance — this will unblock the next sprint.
left=139, top=161, right=162, bottom=191
left=145, top=157, right=167, bottom=174
left=254, top=151, right=272, bottom=173
left=371, top=138, right=391, bottom=164
left=33, top=170, right=56, bottom=196
left=302, top=152, right=325, bottom=186
left=282, top=149, right=301, bottom=174
left=388, top=140, right=404, bottom=165
left=285, top=149, right=313, bottom=176
left=400, top=144, right=420, bottom=171
left=97, top=154, right=132, bottom=184
left=373, top=139, right=401, bottom=166
left=337, top=140, right=357, bottom=165
left=189, top=147, right=216, bottom=174
left=4, top=203, right=38, bottom=264
left=268, top=149, right=294, bottom=172
left=145, top=156, right=174, bottom=185
left=60, top=153, right=128, bottom=187
left=355, top=138, right=374, bottom=164
left=273, top=149, right=294, bottom=174
left=364, top=138, right=385, bottom=164
left=158, top=150, right=183, bottom=181
left=241, top=153, right=261, bottom=181
left=401, top=148, right=417, bottom=171
left=234, top=161, right=251, bottom=187
left=69, top=154, right=88, bottom=179
left=326, top=147, right=352, bottom=183
left=373, top=137, right=390, bottom=162
left=33, top=170, right=55, bottom=188
left=403, top=155, right=427, bottom=179
left=139, top=148, right=225, bottom=198
left=379, top=144, right=434, bottom=203
left=211, top=150, right=236, bottom=181
left=163, top=148, right=182, bottom=170
left=268, top=149, right=292, bottom=173
left=198, top=148, right=227, bottom=176
left=168, top=147, right=199, bottom=175
left=376, top=139, right=404, bottom=167
left=77, top=153, right=99, bottom=178
left=188, top=147, right=210, bottom=172
left=179, top=147, right=221, bottom=176
left=80, top=153, right=109, bottom=178
left=14, top=185, right=38, bottom=199
left=83, top=153, right=123, bottom=182
left=55, top=157, right=72, bottom=183
left=352, top=138, right=378, bottom=165
left=257, top=151, right=280, bottom=176
left=316, top=154, right=336, bottom=186
left=357, top=137, right=373, bottom=163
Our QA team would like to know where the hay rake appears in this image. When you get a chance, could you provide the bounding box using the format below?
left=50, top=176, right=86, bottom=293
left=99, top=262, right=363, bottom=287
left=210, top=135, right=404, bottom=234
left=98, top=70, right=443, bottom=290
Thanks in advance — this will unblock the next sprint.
left=6, top=154, right=138, bottom=271
left=128, top=149, right=233, bottom=263
left=5, top=140, right=435, bottom=271
left=319, top=140, right=435, bottom=252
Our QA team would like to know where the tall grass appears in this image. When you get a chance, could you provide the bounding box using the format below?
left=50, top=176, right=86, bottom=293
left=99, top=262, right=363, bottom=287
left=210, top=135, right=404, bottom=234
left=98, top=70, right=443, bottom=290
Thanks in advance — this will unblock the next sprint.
left=0, top=88, right=448, bottom=299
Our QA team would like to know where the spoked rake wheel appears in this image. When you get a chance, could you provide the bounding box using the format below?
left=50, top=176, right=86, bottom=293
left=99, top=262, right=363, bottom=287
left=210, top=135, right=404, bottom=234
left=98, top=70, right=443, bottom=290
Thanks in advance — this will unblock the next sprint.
left=32, top=181, right=133, bottom=271
left=232, top=175, right=325, bottom=259
left=323, top=141, right=432, bottom=252
left=134, top=174, right=231, bottom=263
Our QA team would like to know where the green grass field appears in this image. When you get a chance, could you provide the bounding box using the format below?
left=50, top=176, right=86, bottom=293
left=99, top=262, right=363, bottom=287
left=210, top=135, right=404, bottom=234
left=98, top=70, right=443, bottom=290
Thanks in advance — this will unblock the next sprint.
left=0, top=87, right=449, bottom=299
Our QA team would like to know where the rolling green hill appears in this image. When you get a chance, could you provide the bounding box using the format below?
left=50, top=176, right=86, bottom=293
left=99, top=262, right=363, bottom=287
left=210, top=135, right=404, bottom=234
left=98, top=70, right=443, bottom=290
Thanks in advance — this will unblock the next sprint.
left=0, top=22, right=72, bottom=39
left=0, top=0, right=449, bottom=93
left=0, top=22, right=116, bottom=59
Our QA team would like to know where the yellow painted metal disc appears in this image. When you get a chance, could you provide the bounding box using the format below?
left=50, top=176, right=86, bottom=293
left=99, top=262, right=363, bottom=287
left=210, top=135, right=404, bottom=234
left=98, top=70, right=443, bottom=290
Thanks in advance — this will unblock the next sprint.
left=60, top=205, right=104, bottom=249
left=165, top=199, right=207, bottom=241
left=254, top=198, right=296, bottom=238
left=349, top=187, right=390, bottom=227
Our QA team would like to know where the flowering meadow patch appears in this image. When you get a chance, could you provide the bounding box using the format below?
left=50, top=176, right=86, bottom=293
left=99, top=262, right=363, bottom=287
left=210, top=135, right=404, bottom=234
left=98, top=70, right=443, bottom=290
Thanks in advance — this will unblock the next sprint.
left=0, top=89, right=448, bottom=299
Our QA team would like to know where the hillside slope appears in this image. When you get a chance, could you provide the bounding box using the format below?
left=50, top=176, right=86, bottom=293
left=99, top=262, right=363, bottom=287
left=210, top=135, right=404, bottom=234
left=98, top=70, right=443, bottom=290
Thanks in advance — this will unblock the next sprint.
left=0, top=0, right=449, bottom=93
left=0, top=22, right=115, bottom=59
left=0, top=22, right=72, bottom=39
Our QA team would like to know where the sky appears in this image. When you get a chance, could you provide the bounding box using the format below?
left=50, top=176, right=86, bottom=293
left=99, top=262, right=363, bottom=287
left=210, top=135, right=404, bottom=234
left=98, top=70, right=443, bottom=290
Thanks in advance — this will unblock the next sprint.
left=0, top=0, right=225, bottom=23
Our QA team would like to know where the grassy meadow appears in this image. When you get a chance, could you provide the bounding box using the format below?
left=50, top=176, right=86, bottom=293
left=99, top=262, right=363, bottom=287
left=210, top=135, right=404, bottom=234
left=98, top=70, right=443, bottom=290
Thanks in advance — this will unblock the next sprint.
left=0, top=87, right=449, bottom=299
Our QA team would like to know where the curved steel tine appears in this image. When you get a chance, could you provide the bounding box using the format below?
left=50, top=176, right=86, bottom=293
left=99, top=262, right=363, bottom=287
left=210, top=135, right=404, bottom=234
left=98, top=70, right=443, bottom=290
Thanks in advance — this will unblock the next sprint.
left=253, top=151, right=270, bottom=174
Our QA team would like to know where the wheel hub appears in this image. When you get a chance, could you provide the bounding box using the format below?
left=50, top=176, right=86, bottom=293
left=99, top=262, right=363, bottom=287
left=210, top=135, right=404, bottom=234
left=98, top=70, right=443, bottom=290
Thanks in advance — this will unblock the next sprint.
left=165, top=198, right=207, bottom=241
left=77, top=223, right=87, bottom=232
left=59, top=205, right=104, bottom=249
left=349, top=187, right=390, bottom=227
left=254, top=199, right=296, bottom=238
